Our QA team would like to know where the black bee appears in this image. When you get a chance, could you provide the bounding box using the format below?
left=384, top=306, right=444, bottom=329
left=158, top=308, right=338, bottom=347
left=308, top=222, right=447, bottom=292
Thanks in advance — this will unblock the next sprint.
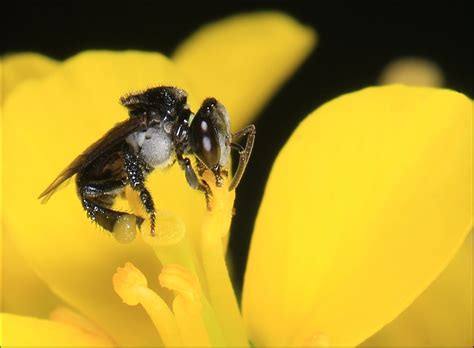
left=38, top=86, right=255, bottom=236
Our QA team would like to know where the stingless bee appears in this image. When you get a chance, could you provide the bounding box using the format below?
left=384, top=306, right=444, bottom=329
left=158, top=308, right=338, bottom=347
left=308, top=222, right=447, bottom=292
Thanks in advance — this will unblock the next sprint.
left=38, top=86, right=255, bottom=236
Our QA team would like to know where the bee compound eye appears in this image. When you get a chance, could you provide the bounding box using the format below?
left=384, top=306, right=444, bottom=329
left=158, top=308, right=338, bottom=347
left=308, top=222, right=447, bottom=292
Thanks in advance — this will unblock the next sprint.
left=190, top=115, right=220, bottom=168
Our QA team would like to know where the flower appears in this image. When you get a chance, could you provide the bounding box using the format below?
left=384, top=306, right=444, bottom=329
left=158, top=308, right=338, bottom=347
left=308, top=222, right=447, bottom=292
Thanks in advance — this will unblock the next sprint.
left=2, top=11, right=472, bottom=347
left=1, top=11, right=315, bottom=346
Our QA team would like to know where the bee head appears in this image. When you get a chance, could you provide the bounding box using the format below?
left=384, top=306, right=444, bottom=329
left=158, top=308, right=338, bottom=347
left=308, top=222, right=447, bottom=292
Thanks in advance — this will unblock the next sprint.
left=189, top=98, right=231, bottom=176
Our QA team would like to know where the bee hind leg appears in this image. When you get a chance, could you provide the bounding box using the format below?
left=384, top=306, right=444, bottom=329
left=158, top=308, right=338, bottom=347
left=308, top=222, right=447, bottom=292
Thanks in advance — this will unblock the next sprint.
left=123, top=146, right=157, bottom=236
left=77, top=179, right=143, bottom=233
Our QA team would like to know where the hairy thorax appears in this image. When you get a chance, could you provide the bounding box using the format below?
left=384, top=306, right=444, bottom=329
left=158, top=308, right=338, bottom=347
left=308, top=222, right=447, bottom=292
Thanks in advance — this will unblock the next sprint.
left=126, top=126, right=174, bottom=169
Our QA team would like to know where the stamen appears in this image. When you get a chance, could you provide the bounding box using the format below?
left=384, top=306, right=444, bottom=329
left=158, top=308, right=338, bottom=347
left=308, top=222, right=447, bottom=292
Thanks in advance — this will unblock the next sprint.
left=137, top=207, right=225, bottom=345
left=112, top=262, right=182, bottom=346
left=159, top=264, right=210, bottom=346
left=112, top=262, right=147, bottom=306
left=118, top=170, right=247, bottom=346
left=159, top=264, right=201, bottom=305
left=199, top=170, right=248, bottom=346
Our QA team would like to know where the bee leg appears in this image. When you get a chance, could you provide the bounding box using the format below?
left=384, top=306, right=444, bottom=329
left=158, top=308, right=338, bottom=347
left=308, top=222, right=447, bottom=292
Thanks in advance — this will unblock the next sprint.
left=77, top=179, right=143, bottom=233
left=196, top=160, right=207, bottom=176
left=123, top=146, right=157, bottom=236
left=229, top=124, right=256, bottom=191
left=177, top=154, right=212, bottom=211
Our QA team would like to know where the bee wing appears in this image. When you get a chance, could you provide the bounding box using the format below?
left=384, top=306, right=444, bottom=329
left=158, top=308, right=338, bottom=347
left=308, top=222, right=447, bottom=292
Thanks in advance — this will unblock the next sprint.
left=38, top=116, right=147, bottom=203
left=38, top=170, right=76, bottom=203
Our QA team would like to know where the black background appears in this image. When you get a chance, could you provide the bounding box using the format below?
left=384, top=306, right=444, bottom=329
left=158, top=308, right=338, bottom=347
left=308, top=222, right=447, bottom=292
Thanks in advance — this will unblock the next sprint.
left=3, top=2, right=472, bottom=295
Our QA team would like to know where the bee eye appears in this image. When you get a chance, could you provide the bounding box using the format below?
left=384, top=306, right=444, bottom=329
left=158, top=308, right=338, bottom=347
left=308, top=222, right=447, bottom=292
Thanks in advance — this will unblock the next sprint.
left=190, top=114, right=220, bottom=168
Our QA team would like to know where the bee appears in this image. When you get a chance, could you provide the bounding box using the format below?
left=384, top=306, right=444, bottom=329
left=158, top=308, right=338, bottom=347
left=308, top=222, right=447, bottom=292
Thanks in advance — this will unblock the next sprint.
left=39, top=86, right=255, bottom=236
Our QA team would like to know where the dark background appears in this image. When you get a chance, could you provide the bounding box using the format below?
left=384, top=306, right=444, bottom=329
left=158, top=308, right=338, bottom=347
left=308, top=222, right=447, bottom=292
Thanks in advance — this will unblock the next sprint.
left=3, top=2, right=472, bottom=296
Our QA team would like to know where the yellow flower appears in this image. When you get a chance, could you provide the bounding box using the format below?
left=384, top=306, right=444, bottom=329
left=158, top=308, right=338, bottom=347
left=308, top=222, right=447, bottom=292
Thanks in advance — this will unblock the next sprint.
left=1, top=11, right=471, bottom=348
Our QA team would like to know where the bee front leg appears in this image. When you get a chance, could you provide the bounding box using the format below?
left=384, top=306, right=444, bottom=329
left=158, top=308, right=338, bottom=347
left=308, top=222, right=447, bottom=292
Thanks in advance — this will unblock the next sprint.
left=77, top=178, right=143, bottom=233
left=177, top=154, right=212, bottom=211
left=123, top=145, right=157, bottom=236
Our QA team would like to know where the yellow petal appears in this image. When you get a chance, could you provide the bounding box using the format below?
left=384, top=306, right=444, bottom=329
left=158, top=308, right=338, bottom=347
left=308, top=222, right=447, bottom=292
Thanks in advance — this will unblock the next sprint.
left=1, top=312, right=114, bottom=346
left=1, top=230, right=60, bottom=317
left=3, top=50, right=196, bottom=346
left=173, top=11, right=316, bottom=131
left=1, top=53, right=61, bottom=317
left=361, top=231, right=473, bottom=346
left=2, top=53, right=58, bottom=97
left=242, top=85, right=472, bottom=346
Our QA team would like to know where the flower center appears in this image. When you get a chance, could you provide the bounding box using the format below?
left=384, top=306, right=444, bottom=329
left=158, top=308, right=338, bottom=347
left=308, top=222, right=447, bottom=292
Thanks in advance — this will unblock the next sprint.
left=112, top=170, right=248, bottom=347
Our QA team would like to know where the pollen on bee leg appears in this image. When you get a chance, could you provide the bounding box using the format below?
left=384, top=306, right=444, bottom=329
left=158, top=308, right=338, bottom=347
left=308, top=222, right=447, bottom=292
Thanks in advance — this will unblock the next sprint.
left=113, top=214, right=138, bottom=243
left=112, top=262, right=182, bottom=346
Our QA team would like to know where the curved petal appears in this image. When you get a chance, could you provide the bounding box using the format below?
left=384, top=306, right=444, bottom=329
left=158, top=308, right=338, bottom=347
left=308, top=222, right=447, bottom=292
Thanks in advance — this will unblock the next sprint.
left=242, top=85, right=472, bottom=346
left=2, top=53, right=62, bottom=317
left=3, top=51, right=197, bottom=346
left=173, top=11, right=316, bottom=131
left=361, top=231, right=472, bottom=346
left=0, top=53, right=59, bottom=315
left=2, top=52, right=58, bottom=98
left=1, top=312, right=114, bottom=346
